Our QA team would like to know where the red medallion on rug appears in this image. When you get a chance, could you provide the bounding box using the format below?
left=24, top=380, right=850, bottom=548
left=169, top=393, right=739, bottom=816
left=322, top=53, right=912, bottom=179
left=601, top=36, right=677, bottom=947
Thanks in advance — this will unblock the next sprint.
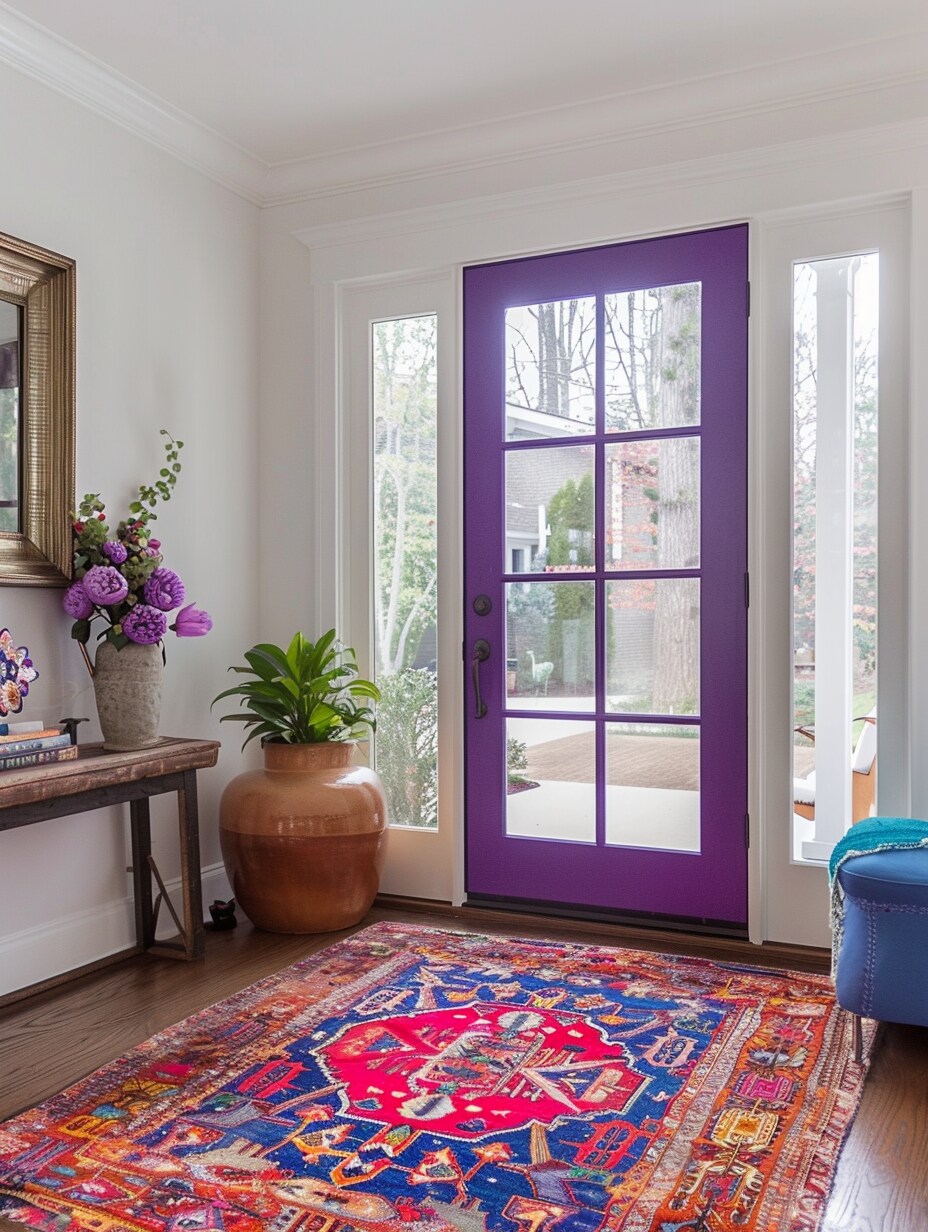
left=322, top=1003, right=645, bottom=1137
left=0, top=923, right=868, bottom=1231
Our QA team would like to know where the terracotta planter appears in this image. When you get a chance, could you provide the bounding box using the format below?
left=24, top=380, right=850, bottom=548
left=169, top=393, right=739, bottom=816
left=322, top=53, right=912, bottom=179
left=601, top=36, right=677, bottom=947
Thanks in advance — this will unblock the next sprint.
left=219, top=741, right=388, bottom=933
left=93, top=640, right=163, bottom=751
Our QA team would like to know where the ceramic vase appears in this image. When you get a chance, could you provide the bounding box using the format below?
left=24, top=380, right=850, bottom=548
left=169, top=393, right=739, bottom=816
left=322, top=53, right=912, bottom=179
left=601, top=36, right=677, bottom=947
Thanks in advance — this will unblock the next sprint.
left=93, top=640, right=164, bottom=751
left=219, top=741, right=388, bottom=933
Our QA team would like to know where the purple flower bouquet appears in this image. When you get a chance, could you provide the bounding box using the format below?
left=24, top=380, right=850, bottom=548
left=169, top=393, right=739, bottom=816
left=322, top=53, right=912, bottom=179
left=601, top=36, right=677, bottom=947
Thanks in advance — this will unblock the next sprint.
left=63, top=431, right=212, bottom=657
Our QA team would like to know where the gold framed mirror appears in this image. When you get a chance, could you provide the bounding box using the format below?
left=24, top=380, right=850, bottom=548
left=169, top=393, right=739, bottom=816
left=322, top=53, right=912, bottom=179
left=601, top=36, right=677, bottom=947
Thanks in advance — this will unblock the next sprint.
left=0, top=231, right=75, bottom=585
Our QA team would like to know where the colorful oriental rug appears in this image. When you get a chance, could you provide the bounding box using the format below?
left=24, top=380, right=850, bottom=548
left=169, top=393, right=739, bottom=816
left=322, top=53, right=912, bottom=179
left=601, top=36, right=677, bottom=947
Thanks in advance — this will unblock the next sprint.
left=0, top=923, right=867, bottom=1232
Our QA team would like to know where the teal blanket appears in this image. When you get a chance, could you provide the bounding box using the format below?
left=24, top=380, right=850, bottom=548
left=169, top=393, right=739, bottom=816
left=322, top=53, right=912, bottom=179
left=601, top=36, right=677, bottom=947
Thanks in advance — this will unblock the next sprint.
left=829, top=816, right=928, bottom=971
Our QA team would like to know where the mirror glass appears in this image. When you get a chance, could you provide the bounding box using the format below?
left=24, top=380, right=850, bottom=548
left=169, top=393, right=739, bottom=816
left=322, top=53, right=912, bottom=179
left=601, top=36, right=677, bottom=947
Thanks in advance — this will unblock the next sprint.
left=0, top=297, right=21, bottom=533
left=0, top=231, right=75, bottom=585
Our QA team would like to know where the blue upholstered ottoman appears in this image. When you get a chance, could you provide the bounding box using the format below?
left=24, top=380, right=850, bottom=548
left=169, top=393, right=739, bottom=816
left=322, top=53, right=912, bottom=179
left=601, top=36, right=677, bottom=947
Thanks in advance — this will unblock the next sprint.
left=834, top=846, right=928, bottom=1057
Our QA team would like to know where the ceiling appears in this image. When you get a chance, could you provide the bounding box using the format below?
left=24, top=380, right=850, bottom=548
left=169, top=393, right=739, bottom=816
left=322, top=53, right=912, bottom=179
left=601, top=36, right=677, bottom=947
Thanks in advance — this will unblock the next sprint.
left=3, top=0, right=927, bottom=166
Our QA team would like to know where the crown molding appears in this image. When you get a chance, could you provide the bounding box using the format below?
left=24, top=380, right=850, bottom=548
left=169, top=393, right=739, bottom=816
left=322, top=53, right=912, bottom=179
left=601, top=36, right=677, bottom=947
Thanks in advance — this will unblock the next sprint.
left=0, top=2, right=925, bottom=211
left=264, top=35, right=928, bottom=206
left=0, top=1, right=267, bottom=203
left=293, top=117, right=928, bottom=256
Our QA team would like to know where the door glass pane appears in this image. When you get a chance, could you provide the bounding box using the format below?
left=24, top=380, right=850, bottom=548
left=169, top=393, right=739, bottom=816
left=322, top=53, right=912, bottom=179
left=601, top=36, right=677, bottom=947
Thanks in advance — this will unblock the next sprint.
left=607, top=578, right=700, bottom=714
left=506, top=717, right=595, bottom=843
left=506, top=445, right=594, bottom=574
left=605, top=723, right=700, bottom=851
left=604, top=283, right=701, bottom=432
left=372, top=315, right=438, bottom=829
left=605, top=437, right=700, bottom=570
left=791, top=254, right=879, bottom=850
left=506, top=580, right=595, bottom=712
left=505, top=298, right=596, bottom=439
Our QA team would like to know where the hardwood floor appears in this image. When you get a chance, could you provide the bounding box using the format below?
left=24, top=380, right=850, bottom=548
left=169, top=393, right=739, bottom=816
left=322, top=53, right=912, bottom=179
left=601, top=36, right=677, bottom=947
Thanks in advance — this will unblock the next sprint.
left=1, top=903, right=926, bottom=1231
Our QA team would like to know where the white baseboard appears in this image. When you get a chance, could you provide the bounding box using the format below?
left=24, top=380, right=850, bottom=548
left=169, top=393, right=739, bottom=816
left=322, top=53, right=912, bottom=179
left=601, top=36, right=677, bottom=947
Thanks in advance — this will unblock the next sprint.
left=0, top=861, right=232, bottom=998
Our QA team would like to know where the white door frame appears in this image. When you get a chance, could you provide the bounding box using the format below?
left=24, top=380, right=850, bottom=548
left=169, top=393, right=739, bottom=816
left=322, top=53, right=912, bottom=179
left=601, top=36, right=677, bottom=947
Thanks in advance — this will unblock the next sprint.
left=297, top=183, right=916, bottom=946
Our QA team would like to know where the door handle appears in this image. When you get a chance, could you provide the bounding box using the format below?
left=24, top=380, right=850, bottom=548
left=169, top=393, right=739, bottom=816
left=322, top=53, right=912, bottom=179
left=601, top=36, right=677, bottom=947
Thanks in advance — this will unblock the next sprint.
left=471, top=639, right=491, bottom=719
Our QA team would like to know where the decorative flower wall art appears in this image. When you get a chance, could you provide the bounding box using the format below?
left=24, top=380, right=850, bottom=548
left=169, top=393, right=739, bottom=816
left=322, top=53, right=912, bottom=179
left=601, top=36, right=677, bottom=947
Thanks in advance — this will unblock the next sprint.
left=0, top=628, right=38, bottom=715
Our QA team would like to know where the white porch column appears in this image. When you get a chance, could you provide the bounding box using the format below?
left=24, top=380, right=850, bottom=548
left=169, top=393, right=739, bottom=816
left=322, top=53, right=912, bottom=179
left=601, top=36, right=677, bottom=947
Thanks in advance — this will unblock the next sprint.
left=802, top=258, right=858, bottom=862
left=537, top=504, right=549, bottom=557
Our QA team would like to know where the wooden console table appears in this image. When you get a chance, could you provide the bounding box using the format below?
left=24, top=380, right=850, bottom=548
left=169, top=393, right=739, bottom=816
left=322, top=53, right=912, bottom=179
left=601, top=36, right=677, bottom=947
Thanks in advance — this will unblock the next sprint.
left=0, top=737, right=220, bottom=1003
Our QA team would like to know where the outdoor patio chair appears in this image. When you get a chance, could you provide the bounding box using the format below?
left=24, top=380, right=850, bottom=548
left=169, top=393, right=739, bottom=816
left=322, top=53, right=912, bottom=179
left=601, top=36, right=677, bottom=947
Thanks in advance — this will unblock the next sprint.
left=793, top=710, right=876, bottom=825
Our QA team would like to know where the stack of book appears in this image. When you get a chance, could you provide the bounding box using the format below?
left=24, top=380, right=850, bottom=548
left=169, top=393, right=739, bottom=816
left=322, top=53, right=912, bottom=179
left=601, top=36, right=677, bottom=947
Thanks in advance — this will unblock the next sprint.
left=0, top=725, right=76, bottom=772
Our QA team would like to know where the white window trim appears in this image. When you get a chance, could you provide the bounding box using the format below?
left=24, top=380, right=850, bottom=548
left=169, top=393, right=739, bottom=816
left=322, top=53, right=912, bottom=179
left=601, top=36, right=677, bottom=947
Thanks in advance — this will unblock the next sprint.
left=338, top=273, right=464, bottom=905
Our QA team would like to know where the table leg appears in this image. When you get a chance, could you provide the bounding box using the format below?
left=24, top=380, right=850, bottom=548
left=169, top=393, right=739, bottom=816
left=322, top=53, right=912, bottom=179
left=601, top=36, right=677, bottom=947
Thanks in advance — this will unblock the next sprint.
left=176, top=769, right=205, bottom=959
left=129, top=798, right=155, bottom=949
left=134, top=772, right=205, bottom=962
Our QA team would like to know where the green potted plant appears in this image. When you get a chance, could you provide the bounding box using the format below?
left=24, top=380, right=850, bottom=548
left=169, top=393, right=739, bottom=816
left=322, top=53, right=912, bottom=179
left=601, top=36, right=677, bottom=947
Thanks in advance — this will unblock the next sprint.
left=212, top=631, right=388, bottom=934
left=213, top=630, right=379, bottom=747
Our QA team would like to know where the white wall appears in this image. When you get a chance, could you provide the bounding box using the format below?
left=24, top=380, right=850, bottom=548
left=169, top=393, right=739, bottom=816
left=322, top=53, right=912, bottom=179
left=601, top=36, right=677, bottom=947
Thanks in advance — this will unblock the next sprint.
left=260, top=103, right=928, bottom=948
left=0, top=66, right=260, bottom=993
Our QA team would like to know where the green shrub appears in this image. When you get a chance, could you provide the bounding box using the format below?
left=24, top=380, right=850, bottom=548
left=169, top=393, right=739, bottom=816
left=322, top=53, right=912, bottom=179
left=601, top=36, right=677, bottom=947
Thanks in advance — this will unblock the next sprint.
left=507, top=735, right=529, bottom=785
left=375, top=668, right=438, bottom=828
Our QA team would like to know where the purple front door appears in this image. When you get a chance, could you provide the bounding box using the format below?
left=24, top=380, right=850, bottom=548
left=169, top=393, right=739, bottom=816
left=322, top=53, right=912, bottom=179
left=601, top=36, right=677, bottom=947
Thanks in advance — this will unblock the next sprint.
left=463, top=225, right=749, bottom=928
